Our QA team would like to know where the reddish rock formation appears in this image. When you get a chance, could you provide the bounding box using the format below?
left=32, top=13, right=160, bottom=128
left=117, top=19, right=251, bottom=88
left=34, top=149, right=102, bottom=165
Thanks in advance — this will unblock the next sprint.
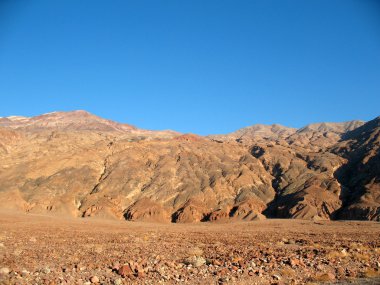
left=0, top=111, right=378, bottom=222
left=229, top=198, right=267, bottom=221
left=172, top=199, right=210, bottom=223
left=124, top=198, right=170, bottom=223
left=173, top=133, right=205, bottom=142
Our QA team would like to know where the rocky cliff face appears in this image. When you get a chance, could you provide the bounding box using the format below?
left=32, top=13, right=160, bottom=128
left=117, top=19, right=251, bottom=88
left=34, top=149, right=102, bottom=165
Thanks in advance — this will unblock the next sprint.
left=0, top=111, right=378, bottom=222
left=331, top=117, right=380, bottom=220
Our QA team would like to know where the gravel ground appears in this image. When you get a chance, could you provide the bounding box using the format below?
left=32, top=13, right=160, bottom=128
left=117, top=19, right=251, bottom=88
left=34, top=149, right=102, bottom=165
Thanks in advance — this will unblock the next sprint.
left=0, top=211, right=379, bottom=284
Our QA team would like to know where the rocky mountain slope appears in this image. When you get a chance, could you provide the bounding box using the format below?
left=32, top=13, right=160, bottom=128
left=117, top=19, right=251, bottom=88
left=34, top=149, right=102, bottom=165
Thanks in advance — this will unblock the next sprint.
left=0, top=110, right=136, bottom=132
left=331, top=117, right=380, bottom=220
left=209, top=124, right=296, bottom=142
left=0, top=111, right=378, bottom=222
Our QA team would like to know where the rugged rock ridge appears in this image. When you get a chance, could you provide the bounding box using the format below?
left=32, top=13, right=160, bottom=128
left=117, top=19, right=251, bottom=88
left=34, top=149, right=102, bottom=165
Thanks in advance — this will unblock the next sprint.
left=223, top=124, right=296, bottom=141
left=297, top=121, right=365, bottom=134
left=0, top=111, right=378, bottom=222
left=0, top=110, right=136, bottom=132
left=331, top=116, right=380, bottom=220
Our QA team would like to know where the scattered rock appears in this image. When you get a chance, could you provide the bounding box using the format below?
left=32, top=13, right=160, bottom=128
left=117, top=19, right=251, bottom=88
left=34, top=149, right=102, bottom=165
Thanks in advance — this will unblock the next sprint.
left=42, top=266, right=51, bottom=274
left=212, top=259, right=223, bottom=266
left=273, top=274, right=281, bottom=280
left=315, top=272, right=336, bottom=281
left=184, top=256, right=206, bottom=267
left=289, top=257, right=300, bottom=267
left=217, top=268, right=229, bottom=276
left=118, top=264, right=134, bottom=278
left=0, top=267, right=10, bottom=275
left=90, top=276, right=99, bottom=283
left=111, top=261, right=120, bottom=271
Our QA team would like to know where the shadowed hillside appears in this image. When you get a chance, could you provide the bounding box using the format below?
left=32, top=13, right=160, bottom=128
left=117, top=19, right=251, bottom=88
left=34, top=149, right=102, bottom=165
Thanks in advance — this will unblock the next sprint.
left=0, top=111, right=378, bottom=222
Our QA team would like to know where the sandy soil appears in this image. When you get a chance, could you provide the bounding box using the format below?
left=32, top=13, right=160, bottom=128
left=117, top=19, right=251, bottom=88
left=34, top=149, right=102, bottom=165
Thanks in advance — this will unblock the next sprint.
left=0, top=211, right=379, bottom=284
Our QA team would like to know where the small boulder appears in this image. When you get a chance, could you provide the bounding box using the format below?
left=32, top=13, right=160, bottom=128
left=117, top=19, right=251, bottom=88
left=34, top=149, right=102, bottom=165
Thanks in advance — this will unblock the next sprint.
left=118, top=264, right=134, bottom=278
left=0, top=267, right=10, bottom=275
left=90, top=276, right=99, bottom=283
left=184, top=256, right=206, bottom=267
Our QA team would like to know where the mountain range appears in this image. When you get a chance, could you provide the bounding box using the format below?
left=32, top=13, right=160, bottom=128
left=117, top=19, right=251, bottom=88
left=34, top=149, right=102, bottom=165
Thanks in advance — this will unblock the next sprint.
left=0, top=110, right=378, bottom=222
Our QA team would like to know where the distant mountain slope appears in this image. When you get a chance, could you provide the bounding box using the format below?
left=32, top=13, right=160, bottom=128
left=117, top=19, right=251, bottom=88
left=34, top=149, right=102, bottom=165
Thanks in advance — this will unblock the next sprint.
left=230, top=124, right=296, bottom=141
left=332, top=116, right=380, bottom=220
left=208, top=124, right=296, bottom=143
left=287, top=120, right=365, bottom=151
left=0, top=111, right=378, bottom=222
left=210, top=120, right=365, bottom=151
left=297, top=120, right=365, bottom=134
left=0, top=110, right=136, bottom=132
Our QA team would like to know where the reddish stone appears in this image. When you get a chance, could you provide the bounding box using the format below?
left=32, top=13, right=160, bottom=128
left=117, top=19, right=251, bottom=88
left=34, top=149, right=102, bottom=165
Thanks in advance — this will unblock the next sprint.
left=289, top=258, right=300, bottom=267
left=137, top=271, right=145, bottom=278
left=212, top=260, right=222, bottom=266
left=336, top=267, right=345, bottom=277
left=111, top=262, right=120, bottom=271
left=218, top=268, right=229, bottom=276
left=118, top=264, right=134, bottom=278
left=347, top=269, right=357, bottom=278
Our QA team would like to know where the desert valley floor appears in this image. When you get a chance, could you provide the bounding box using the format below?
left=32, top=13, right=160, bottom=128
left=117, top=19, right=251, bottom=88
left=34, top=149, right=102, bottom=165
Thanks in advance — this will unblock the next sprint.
left=0, top=211, right=379, bottom=285
left=0, top=111, right=379, bottom=284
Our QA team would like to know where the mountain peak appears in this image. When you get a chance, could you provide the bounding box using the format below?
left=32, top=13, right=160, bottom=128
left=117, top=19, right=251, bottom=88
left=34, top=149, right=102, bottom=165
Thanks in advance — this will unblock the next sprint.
left=0, top=110, right=136, bottom=132
left=297, top=120, right=365, bottom=134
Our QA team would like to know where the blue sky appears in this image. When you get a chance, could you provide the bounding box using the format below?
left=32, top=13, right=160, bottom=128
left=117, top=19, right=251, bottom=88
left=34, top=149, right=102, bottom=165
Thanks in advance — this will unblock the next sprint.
left=0, top=0, right=379, bottom=134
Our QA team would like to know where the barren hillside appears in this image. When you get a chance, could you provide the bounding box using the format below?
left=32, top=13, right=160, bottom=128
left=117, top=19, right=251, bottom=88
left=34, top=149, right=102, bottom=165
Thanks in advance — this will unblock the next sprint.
left=0, top=111, right=378, bottom=222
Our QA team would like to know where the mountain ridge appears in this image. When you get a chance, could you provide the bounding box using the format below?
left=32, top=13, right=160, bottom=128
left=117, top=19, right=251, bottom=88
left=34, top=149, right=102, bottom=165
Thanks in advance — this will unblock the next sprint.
left=0, top=110, right=367, bottom=136
left=0, top=110, right=378, bottom=222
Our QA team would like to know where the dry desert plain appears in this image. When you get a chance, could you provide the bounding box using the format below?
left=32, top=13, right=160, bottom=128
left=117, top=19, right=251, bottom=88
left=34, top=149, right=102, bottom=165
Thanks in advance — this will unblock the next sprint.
left=0, top=211, right=379, bottom=285
left=0, top=111, right=380, bottom=284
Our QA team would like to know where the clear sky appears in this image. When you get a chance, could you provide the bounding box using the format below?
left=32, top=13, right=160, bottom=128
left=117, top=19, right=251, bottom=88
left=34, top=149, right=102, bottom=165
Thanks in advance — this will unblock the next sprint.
left=0, top=0, right=379, bottom=134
